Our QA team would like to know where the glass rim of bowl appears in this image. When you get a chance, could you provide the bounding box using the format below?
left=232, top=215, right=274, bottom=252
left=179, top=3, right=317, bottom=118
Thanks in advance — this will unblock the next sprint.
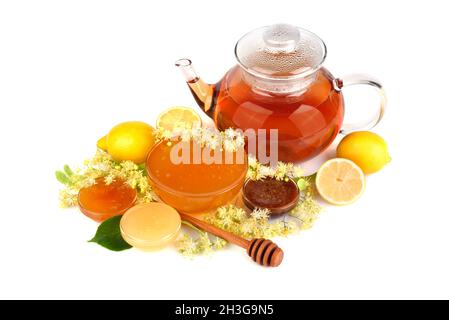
left=146, top=141, right=249, bottom=198
left=242, top=177, right=300, bottom=215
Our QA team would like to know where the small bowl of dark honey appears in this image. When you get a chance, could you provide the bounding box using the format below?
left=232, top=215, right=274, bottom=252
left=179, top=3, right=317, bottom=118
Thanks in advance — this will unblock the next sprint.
left=242, top=177, right=300, bottom=215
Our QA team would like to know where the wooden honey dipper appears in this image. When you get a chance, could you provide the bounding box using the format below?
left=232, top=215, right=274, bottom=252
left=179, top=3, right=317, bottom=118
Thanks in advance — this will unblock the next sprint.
left=180, top=213, right=284, bottom=267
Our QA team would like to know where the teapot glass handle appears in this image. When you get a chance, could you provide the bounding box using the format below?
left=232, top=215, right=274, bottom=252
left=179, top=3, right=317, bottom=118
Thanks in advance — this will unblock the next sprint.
left=334, top=74, right=387, bottom=134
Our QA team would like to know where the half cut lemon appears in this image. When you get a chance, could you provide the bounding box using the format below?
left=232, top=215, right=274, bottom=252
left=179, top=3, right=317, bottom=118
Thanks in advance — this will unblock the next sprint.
left=156, top=106, right=202, bottom=131
left=316, top=158, right=365, bottom=206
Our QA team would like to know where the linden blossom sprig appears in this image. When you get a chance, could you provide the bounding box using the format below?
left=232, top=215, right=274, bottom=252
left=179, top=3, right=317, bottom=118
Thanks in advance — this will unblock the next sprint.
left=155, top=125, right=245, bottom=152
left=289, top=175, right=322, bottom=230
left=176, top=205, right=298, bottom=257
left=55, top=150, right=154, bottom=208
left=177, top=221, right=227, bottom=257
left=206, top=206, right=298, bottom=239
left=246, top=155, right=304, bottom=181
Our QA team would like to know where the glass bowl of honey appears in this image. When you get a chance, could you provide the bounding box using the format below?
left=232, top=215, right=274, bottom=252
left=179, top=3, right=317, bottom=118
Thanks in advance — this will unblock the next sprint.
left=78, top=178, right=137, bottom=222
left=146, top=140, right=248, bottom=214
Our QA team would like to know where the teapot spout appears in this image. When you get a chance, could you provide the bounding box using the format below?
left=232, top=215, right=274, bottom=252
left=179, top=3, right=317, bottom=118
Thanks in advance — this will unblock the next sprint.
left=175, top=59, right=215, bottom=118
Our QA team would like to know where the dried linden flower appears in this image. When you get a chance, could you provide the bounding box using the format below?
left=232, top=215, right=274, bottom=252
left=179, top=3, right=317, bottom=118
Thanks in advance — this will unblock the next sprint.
left=250, top=208, right=270, bottom=220
left=176, top=222, right=227, bottom=257
left=289, top=176, right=322, bottom=230
left=246, top=156, right=302, bottom=181
left=205, top=205, right=299, bottom=240
left=155, top=126, right=245, bottom=153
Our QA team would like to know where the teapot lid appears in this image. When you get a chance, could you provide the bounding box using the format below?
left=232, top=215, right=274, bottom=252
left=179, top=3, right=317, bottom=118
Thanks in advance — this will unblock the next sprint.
left=235, top=24, right=327, bottom=79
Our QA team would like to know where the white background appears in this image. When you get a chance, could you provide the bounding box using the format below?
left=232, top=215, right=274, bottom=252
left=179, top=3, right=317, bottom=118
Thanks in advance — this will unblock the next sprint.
left=1, top=0, right=448, bottom=300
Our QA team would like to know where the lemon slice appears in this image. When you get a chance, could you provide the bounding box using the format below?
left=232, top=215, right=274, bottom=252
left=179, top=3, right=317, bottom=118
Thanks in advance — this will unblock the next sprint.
left=316, top=158, right=365, bottom=205
left=156, top=106, right=202, bottom=131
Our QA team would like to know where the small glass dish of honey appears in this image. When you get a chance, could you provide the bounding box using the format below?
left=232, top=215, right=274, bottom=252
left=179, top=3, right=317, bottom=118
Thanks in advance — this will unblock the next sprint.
left=78, top=178, right=137, bottom=222
left=242, top=177, right=299, bottom=215
left=120, top=203, right=181, bottom=251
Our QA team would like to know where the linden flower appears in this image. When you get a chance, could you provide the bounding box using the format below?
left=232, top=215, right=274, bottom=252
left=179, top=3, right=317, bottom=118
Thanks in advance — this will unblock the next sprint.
left=223, top=139, right=236, bottom=152
left=213, top=238, right=227, bottom=250
left=215, top=206, right=228, bottom=220
left=224, top=128, right=237, bottom=139
left=247, top=157, right=303, bottom=181
left=180, top=130, right=191, bottom=142
left=84, top=176, right=97, bottom=187
left=248, top=155, right=258, bottom=168
left=198, top=233, right=213, bottom=254
left=220, top=213, right=235, bottom=229
left=274, top=162, right=289, bottom=180
left=250, top=208, right=270, bottom=220
left=231, top=207, right=247, bottom=222
left=282, top=220, right=298, bottom=233
left=199, top=128, right=215, bottom=145
left=191, top=126, right=202, bottom=140
left=293, top=165, right=304, bottom=178
left=291, top=198, right=322, bottom=230
left=176, top=228, right=228, bottom=257
left=104, top=174, right=116, bottom=185
left=161, top=129, right=173, bottom=140
left=59, top=189, right=78, bottom=207
left=139, top=194, right=154, bottom=204
left=207, top=136, right=220, bottom=150
left=94, top=161, right=111, bottom=172
left=235, top=135, right=245, bottom=148
left=127, top=178, right=139, bottom=189
left=241, top=220, right=256, bottom=236
left=177, top=234, right=197, bottom=257
left=201, top=128, right=214, bottom=139
left=259, top=165, right=275, bottom=178
left=156, top=126, right=246, bottom=153
left=171, top=126, right=186, bottom=138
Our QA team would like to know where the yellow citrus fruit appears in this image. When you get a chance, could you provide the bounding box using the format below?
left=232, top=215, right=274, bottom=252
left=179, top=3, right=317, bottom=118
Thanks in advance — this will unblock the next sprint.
left=156, top=106, right=201, bottom=131
left=337, top=131, right=391, bottom=174
left=96, top=135, right=108, bottom=151
left=316, top=158, right=365, bottom=206
left=102, top=121, right=155, bottom=164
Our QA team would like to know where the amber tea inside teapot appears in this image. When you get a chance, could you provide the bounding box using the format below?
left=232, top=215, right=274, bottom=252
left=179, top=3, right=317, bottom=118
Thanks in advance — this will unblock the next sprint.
left=176, top=24, right=386, bottom=163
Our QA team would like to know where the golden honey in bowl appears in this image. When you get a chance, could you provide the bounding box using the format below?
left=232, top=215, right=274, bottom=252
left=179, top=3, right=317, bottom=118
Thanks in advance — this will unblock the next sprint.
left=146, top=140, right=247, bottom=214
left=78, top=178, right=137, bottom=222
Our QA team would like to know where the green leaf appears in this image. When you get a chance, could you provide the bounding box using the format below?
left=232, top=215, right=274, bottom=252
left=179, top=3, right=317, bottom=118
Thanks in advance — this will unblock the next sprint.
left=89, top=215, right=132, bottom=252
left=63, top=164, right=74, bottom=176
left=55, top=170, right=71, bottom=185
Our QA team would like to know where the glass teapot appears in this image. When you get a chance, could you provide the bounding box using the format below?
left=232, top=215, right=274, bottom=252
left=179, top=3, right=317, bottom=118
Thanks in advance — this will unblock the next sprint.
left=176, top=24, right=386, bottom=163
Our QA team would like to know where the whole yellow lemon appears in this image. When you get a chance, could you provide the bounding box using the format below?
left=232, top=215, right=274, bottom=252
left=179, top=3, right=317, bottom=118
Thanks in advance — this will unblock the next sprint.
left=336, top=131, right=391, bottom=174
left=96, top=135, right=108, bottom=151
left=99, top=121, right=155, bottom=164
